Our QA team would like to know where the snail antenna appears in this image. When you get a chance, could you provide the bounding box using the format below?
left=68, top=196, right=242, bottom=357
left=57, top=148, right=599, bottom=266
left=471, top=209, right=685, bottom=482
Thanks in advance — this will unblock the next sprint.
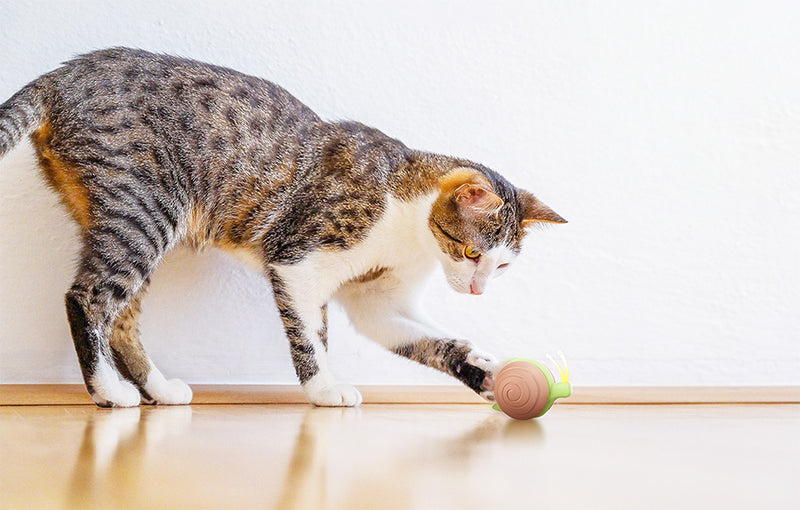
left=546, top=353, right=569, bottom=383
left=558, top=350, right=570, bottom=383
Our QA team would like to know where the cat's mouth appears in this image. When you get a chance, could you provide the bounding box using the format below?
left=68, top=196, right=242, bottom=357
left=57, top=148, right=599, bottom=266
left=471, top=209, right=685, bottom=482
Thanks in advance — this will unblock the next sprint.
left=446, top=277, right=472, bottom=295
left=445, top=271, right=486, bottom=295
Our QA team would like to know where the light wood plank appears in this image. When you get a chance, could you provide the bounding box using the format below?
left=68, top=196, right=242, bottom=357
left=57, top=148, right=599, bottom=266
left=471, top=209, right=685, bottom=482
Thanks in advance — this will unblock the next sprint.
left=2, top=384, right=799, bottom=405
left=2, top=403, right=799, bottom=509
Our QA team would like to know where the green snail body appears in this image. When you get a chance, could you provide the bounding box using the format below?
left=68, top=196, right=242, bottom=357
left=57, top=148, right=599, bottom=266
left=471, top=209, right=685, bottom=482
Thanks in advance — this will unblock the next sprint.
left=493, top=355, right=571, bottom=419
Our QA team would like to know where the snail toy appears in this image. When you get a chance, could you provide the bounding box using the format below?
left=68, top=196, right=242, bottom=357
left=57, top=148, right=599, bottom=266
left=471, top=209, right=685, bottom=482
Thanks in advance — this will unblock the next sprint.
left=492, top=352, right=572, bottom=420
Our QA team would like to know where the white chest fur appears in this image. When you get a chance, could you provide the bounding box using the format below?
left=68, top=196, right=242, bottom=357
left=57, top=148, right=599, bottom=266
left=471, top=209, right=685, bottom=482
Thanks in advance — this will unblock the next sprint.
left=272, top=193, right=439, bottom=307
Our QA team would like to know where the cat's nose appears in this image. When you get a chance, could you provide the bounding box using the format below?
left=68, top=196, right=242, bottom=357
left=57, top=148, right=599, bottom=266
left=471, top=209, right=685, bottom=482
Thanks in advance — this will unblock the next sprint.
left=469, top=279, right=486, bottom=295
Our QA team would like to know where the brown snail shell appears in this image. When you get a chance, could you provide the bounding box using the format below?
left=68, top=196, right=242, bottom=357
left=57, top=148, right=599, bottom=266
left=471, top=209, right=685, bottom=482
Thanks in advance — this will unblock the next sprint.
left=495, top=361, right=550, bottom=420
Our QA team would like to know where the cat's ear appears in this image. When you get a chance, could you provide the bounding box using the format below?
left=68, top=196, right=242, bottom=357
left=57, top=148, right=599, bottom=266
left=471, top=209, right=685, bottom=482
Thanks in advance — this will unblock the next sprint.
left=519, top=190, right=567, bottom=227
left=453, top=183, right=504, bottom=214
left=440, top=167, right=504, bottom=216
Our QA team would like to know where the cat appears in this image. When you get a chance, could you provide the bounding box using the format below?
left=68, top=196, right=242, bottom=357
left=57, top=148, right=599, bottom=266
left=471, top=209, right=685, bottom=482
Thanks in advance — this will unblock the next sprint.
left=0, top=48, right=566, bottom=408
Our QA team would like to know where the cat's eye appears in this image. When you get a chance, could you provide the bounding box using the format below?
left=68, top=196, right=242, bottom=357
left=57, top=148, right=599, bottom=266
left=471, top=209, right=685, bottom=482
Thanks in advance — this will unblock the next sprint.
left=464, top=245, right=481, bottom=259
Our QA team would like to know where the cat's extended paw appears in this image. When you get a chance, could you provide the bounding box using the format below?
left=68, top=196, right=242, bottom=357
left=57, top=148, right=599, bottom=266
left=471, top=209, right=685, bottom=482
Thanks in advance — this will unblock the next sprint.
left=303, top=377, right=363, bottom=407
left=460, top=349, right=502, bottom=401
left=146, top=378, right=193, bottom=405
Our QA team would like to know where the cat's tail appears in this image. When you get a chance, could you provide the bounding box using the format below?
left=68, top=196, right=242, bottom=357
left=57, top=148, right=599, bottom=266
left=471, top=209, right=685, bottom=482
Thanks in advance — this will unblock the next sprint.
left=0, top=82, right=46, bottom=160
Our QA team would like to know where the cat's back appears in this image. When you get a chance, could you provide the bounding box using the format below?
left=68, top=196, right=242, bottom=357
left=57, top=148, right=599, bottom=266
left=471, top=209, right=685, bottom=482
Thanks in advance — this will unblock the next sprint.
left=42, top=47, right=320, bottom=143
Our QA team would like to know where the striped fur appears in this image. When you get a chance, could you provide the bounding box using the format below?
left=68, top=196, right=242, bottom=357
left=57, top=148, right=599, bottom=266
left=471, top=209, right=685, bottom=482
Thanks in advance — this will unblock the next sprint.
left=393, top=339, right=487, bottom=394
left=0, top=84, right=45, bottom=159
left=0, top=48, right=565, bottom=407
left=268, top=268, right=322, bottom=384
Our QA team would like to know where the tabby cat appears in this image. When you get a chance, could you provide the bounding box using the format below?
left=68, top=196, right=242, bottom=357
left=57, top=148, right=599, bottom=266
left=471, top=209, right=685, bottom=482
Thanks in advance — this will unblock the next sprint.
left=0, top=48, right=565, bottom=407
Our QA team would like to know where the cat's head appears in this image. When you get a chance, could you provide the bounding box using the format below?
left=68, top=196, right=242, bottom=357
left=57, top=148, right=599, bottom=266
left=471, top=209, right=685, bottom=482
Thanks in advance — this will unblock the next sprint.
left=427, top=166, right=565, bottom=295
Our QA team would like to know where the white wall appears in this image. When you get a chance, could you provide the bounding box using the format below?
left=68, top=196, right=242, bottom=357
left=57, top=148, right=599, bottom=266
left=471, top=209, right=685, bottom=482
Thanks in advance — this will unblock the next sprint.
left=1, top=1, right=798, bottom=387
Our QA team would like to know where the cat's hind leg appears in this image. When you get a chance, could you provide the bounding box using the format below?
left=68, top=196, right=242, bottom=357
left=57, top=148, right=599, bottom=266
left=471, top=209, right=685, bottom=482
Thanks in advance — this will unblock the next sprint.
left=67, top=205, right=178, bottom=407
left=67, top=250, right=146, bottom=407
left=110, top=285, right=192, bottom=405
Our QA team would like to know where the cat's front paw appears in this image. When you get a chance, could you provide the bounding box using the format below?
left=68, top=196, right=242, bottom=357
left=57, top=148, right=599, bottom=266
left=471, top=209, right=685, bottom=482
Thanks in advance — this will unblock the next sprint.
left=303, top=376, right=363, bottom=407
left=459, top=350, right=502, bottom=401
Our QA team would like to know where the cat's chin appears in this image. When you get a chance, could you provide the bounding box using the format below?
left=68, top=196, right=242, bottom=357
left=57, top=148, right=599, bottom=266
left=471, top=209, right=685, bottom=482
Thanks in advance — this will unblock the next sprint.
left=446, top=280, right=472, bottom=295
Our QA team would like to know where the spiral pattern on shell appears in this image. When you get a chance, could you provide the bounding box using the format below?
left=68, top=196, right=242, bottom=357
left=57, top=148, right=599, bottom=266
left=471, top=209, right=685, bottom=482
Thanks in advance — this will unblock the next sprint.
left=494, top=361, right=551, bottom=420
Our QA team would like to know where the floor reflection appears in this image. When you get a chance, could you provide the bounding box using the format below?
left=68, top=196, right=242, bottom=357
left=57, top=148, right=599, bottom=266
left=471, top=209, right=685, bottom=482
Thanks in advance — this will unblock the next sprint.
left=274, top=407, right=355, bottom=510
left=275, top=406, right=545, bottom=510
left=66, top=406, right=192, bottom=510
left=59, top=403, right=547, bottom=510
left=5, top=403, right=795, bottom=509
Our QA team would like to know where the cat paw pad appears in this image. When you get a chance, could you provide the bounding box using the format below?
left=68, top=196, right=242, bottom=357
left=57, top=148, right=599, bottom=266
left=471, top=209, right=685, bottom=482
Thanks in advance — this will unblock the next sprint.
left=467, top=350, right=501, bottom=374
left=464, top=350, right=502, bottom=400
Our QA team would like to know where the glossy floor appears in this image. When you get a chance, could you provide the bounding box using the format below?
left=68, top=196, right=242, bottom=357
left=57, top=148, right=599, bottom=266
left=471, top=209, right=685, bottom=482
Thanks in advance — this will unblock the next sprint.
left=1, top=403, right=798, bottom=509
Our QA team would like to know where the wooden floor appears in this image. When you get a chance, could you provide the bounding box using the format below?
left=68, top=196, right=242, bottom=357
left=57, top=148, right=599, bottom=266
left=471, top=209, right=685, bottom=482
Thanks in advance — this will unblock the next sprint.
left=1, top=403, right=798, bottom=509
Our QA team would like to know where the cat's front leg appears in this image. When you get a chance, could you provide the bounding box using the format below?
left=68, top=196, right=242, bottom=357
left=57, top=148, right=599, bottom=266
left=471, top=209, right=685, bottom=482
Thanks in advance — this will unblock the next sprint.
left=337, top=289, right=500, bottom=400
left=268, top=268, right=362, bottom=407
left=393, top=339, right=501, bottom=401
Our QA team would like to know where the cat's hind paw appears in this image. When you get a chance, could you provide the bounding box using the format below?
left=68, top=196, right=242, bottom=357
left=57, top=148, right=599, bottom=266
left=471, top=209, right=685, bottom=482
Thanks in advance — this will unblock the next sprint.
left=144, top=372, right=193, bottom=405
left=90, top=361, right=142, bottom=408
left=150, top=379, right=193, bottom=405
left=303, top=377, right=363, bottom=407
